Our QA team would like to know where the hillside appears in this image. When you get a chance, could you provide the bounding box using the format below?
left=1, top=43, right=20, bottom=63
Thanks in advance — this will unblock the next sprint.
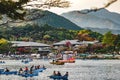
left=0, top=9, right=82, bottom=30
left=61, top=9, right=120, bottom=34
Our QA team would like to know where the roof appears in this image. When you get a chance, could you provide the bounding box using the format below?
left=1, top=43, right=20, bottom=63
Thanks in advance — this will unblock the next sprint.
left=53, top=40, right=80, bottom=46
left=10, top=41, right=50, bottom=47
left=53, top=40, right=99, bottom=46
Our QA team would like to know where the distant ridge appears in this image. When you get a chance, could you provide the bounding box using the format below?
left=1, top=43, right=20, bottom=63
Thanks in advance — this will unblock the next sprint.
left=61, top=9, right=120, bottom=34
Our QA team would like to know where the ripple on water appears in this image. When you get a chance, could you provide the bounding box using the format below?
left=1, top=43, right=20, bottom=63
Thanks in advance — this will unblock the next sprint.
left=0, top=60, right=120, bottom=80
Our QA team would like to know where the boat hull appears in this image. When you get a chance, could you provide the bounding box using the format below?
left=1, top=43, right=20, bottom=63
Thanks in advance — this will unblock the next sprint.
left=49, top=75, right=68, bottom=80
left=50, top=62, right=64, bottom=65
left=58, top=60, right=75, bottom=63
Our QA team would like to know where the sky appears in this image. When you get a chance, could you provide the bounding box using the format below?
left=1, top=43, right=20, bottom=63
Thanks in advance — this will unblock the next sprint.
left=44, top=0, right=120, bottom=14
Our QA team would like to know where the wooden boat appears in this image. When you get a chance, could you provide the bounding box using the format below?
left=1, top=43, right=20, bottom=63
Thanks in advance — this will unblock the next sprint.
left=49, top=75, right=68, bottom=80
left=58, top=60, right=75, bottom=63
left=50, top=61, right=64, bottom=65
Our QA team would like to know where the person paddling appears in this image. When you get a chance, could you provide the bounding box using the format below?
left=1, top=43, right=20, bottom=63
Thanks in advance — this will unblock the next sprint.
left=5, top=68, right=9, bottom=72
left=63, top=72, right=68, bottom=77
left=57, top=71, right=61, bottom=76
left=19, top=68, right=23, bottom=74
left=53, top=71, right=57, bottom=76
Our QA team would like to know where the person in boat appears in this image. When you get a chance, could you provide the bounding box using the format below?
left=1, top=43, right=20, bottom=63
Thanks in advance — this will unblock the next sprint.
left=35, top=66, right=38, bottom=70
left=42, top=65, right=46, bottom=69
left=18, top=68, right=23, bottom=74
left=5, top=68, right=9, bottom=72
left=24, top=67, right=28, bottom=73
left=37, top=65, right=40, bottom=69
left=30, top=65, right=34, bottom=70
left=63, top=72, right=68, bottom=77
left=57, top=71, right=61, bottom=76
left=52, top=60, right=55, bottom=63
left=53, top=71, right=57, bottom=76
left=30, top=65, right=34, bottom=74
left=29, top=69, right=33, bottom=74
left=2, top=61, right=5, bottom=63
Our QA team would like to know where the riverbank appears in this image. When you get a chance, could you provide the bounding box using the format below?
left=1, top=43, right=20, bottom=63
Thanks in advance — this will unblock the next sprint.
left=77, top=54, right=120, bottom=60
left=0, top=54, right=120, bottom=60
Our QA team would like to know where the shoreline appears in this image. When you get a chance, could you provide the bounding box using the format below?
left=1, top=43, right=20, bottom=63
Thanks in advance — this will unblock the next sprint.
left=0, top=54, right=120, bottom=60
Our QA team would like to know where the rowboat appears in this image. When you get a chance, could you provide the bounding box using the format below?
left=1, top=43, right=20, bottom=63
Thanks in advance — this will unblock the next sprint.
left=58, top=60, right=75, bottom=63
left=50, top=61, right=65, bottom=65
left=0, top=71, right=17, bottom=75
left=33, top=68, right=46, bottom=73
left=49, top=75, right=68, bottom=80
left=18, top=68, right=46, bottom=78
left=18, top=72, right=38, bottom=78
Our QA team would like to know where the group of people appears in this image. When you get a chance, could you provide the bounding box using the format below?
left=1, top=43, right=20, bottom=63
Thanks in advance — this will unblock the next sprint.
left=53, top=71, right=68, bottom=77
left=18, top=65, right=46, bottom=74
left=0, top=61, right=5, bottom=63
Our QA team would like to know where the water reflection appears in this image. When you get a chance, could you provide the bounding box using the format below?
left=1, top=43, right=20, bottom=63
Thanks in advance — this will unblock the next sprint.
left=0, top=60, right=120, bottom=80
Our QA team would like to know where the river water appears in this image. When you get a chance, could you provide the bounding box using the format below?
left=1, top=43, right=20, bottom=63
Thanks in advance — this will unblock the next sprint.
left=0, top=59, right=120, bottom=80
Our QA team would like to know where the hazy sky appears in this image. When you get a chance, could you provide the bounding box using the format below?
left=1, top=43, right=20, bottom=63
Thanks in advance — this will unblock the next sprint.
left=44, top=0, right=120, bottom=14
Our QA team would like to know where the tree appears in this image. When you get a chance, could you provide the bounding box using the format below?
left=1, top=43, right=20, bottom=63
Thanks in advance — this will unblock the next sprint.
left=102, top=31, right=117, bottom=46
left=0, top=0, right=29, bottom=20
left=0, top=0, right=69, bottom=20
left=43, top=34, right=51, bottom=40
left=0, top=38, right=11, bottom=53
left=77, top=30, right=95, bottom=41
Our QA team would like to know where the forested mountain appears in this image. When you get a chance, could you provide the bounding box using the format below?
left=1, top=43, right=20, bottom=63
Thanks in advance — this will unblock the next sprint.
left=0, top=9, right=81, bottom=30
left=0, top=24, right=80, bottom=42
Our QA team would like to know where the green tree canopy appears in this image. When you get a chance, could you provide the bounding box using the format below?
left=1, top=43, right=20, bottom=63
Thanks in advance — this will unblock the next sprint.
left=0, top=0, right=69, bottom=20
left=102, top=31, right=117, bottom=46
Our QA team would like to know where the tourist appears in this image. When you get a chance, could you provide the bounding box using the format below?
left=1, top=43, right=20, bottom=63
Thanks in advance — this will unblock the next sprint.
left=37, top=65, right=40, bottom=69
left=63, top=72, right=69, bottom=77
left=5, top=68, right=9, bottom=72
left=24, top=67, right=28, bottom=72
left=30, top=65, right=34, bottom=70
left=52, top=59, right=55, bottom=63
left=57, top=71, right=61, bottom=76
left=42, top=65, right=46, bottom=69
left=53, top=71, right=57, bottom=76
left=35, top=66, right=38, bottom=70
left=19, top=68, right=23, bottom=74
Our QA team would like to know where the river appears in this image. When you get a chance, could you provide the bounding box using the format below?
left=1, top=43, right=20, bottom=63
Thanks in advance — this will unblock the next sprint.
left=0, top=59, right=120, bottom=80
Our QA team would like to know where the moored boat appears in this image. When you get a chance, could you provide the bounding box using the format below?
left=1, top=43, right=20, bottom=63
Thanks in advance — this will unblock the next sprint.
left=50, top=61, right=65, bottom=65
left=58, top=60, right=75, bottom=63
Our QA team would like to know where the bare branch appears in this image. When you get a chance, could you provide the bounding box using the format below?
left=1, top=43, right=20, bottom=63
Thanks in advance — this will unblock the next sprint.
left=92, top=0, right=117, bottom=11
left=24, top=0, right=70, bottom=9
left=80, top=0, right=117, bottom=14
left=104, top=0, right=117, bottom=8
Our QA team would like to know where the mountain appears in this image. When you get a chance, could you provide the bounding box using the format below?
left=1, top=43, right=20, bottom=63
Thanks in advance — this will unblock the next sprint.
left=61, top=9, right=120, bottom=34
left=0, top=9, right=81, bottom=30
